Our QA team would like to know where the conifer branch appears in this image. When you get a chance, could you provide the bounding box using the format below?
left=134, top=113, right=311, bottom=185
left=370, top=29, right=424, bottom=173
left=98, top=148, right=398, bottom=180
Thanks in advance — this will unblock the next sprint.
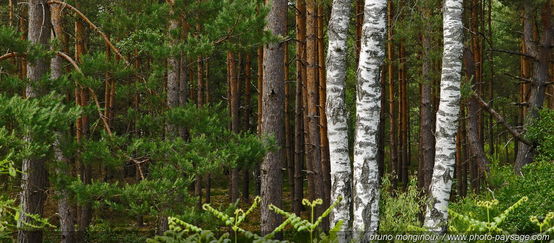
left=56, top=51, right=113, bottom=136
left=47, top=0, right=129, bottom=65
left=0, top=52, right=18, bottom=61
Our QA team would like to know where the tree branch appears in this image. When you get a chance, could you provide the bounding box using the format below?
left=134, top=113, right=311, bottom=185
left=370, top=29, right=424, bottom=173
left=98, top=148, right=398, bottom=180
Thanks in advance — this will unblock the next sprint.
left=0, top=52, right=18, bottom=61
left=472, top=93, right=532, bottom=145
left=56, top=51, right=113, bottom=136
left=47, top=0, right=129, bottom=65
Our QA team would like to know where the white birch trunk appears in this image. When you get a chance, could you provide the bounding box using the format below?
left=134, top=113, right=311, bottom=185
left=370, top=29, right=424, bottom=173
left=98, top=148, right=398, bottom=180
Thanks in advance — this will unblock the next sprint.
left=423, top=0, right=464, bottom=233
left=326, top=0, right=353, bottom=235
left=352, top=0, right=386, bottom=238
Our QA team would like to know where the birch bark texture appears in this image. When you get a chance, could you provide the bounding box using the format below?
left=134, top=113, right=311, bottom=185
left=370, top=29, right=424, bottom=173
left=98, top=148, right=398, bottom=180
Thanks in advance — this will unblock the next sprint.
left=325, top=0, right=353, bottom=232
left=352, top=0, right=386, bottom=237
left=423, top=0, right=464, bottom=233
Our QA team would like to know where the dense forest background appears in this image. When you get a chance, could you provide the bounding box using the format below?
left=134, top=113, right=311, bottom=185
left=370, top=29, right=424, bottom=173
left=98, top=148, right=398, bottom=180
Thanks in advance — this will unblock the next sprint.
left=0, top=0, right=553, bottom=242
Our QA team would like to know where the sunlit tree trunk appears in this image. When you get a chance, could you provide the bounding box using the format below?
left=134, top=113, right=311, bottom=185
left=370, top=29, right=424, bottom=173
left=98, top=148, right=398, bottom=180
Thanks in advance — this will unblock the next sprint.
left=423, top=0, right=464, bottom=233
left=352, top=0, right=386, bottom=238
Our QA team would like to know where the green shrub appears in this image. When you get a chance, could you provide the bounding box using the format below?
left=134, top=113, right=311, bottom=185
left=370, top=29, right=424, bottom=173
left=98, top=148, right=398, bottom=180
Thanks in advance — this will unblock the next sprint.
left=450, top=161, right=554, bottom=233
left=379, top=176, right=424, bottom=233
left=526, top=108, right=554, bottom=162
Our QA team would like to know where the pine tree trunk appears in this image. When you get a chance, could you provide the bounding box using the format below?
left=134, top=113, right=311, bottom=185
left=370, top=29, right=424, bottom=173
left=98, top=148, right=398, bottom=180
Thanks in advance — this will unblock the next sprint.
left=284, top=43, right=294, bottom=192
left=515, top=1, right=552, bottom=174
left=260, top=0, right=286, bottom=235
left=73, top=2, right=92, bottom=233
left=51, top=5, right=76, bottom=243
left=306, top=0, right=324, bottom=220
left=423, top=0, right=464, bottom=233
left=317, top=3, right=331, bottom=231
left=398, top=41, right=409, bottom=187
left=195, top=57, right=203, bottom=208
left=18, top=1, right=50, bottom=242
left=418, top=7, right=436, bottom=193
left=386, top=0, right=398, bottom=184
left=255, top=46, right=263, bottom=196
left=352, top=0, right=386, bottom=238
left=293, top=0, right=306, bottom=215
left=242, top=54, right=252, bottom=202
left=325, top=0, right=352, bottom=233
left=228, top=51, right=240, bottom=203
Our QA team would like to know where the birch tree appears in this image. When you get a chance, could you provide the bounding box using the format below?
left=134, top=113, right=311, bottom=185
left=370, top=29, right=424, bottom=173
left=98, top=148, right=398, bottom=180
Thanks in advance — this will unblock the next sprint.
left=325, top=0, right=353, bottom=233
left=352, top=0, right=386, bottom=237
left=423, top=0, right=464, bottom=233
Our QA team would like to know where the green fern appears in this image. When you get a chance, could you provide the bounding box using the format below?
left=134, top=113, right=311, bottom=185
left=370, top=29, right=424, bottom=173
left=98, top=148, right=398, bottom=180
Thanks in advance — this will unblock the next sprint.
left=270, top=197, right=342, bottom=243
left=449, top=196, right=528, bottom=233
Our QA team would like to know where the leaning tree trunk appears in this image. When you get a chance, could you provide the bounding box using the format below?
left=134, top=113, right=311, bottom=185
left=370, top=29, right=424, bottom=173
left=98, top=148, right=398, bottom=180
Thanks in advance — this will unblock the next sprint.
left=260, top=0, right=286, bottom=235
left=352, top=0, right=386, bottom=238
left=423, top=0, right=464, bottom=233
left=515, top=1, right=552, bottom=174
left=18, top=1, right=50, bottom=243
left=325, top=0, right=353, bottom=234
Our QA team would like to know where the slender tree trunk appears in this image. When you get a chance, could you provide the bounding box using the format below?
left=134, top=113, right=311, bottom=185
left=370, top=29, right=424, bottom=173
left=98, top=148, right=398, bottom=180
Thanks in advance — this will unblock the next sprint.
left=352, top=0, right=386, bottom=238
left=306, top=0, right=324, bottom=221
left=423, top=0, right=464, bottom=233
left=386, top=0, right=398, bottom=183
left=317, top=3, right=331, bottom=231
left=487, top=0, right=495, bottom=156
left=515, top=1, right=552, bottom=174
left=418, top=6, right=436, bottom=193
left=51, top=5, right=76, bottom=243
left=284, top=42, right=294, bottom=193
left=255, top=46, right=264, bottom=196
left=195, top=57, right=203, bottom=208
left=260, top=0, right=286, bottom=235
left=228, top=51, right=241, bottom=202
left=160, top=1, right=180, bottom=232
left=398, top=41, right=409, bottom=187
left=73, top=2, right=92, bottom=234
left=242, top=54, right=253, bottom=202
left=293, top=0, right=306, bottom=215
left=455, top=114, right=467, bottom=198
left=18, top=1, right=50, bottom=243
left=325, top=0, right=352, bottom=234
